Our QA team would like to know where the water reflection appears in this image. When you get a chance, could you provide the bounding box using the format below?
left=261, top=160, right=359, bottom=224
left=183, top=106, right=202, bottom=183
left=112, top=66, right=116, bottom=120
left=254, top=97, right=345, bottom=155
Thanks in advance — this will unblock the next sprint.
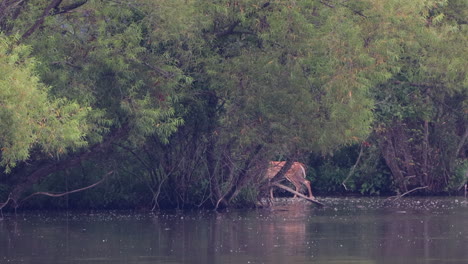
left=0, top=197, right=467, bottom=264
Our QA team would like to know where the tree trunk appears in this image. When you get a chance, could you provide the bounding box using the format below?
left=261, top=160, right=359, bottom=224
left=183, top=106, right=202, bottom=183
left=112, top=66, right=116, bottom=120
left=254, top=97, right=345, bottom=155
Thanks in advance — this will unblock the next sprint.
left=422, top=120, right=429, bottom=185
left=269, top=160, right=294, bottom=183
left=214, top=144, right=263, bottom=209
left=378, top=128, right=408, bottom=193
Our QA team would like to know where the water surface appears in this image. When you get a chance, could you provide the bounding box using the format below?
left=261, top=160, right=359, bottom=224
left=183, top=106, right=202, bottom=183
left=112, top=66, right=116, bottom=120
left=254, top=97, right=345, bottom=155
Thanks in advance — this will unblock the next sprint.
left=1, top=197, right=467, bottom=264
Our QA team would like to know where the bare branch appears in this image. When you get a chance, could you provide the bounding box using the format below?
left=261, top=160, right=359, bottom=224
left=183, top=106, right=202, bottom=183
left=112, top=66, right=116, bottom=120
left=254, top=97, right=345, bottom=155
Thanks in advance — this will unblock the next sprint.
left=0, top=193, right=12, bottom=211
left=319, top=0, right=335, bottom=8
left=18, top=171, right=113, bottom=205
left=9, top=125, right=128, bottom=205
left=388, top=186, right=429, bottom=201
left=342, top=143, right=364, bottom=190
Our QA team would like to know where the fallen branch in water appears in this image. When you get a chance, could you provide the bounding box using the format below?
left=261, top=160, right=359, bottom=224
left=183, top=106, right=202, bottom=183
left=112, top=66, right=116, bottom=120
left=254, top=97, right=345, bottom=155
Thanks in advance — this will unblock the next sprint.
left=388, top=186, right=429, bottom=201
left=18, top=171, right=113, bottom=206
left=272, top=182, right=325, bottom=207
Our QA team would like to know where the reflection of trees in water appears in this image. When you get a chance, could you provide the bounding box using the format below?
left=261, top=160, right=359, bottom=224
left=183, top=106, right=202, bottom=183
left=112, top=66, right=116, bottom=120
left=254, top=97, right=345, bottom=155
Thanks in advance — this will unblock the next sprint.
left=0, top=219, right=19, bottom=251
left=1, top=202, right=466, bottom=263
left=207, top=202, right=309, bottom=262
left=152, top=205, right=468, bottom=263
left=376, top=211, right=467, bottom=262
left=260, top=203, right=308, bottom=251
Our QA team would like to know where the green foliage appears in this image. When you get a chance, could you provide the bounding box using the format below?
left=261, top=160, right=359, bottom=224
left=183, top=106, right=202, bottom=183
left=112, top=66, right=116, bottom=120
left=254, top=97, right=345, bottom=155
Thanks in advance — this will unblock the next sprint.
left=230, top=185, right=260, bottom=207
left=0, top=0, right=466, bottom=209
left=0, top=34, right=89, bottom=172
left=354, top=170, right=393, bottom=196
left=202, top=0, right=381, bottom=159
left=368, top=0, right=467, bottom=193
left=447, top=159, right=468, bottom=193
left=309, top=143, right=393, bottom=195
left=313, top=161, right=349, bottom=193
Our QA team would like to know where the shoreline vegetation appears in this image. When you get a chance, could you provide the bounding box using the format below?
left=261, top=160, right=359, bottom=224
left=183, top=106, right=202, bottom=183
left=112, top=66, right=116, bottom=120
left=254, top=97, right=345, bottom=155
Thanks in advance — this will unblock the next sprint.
left=1, top=0, right=467, bottom=211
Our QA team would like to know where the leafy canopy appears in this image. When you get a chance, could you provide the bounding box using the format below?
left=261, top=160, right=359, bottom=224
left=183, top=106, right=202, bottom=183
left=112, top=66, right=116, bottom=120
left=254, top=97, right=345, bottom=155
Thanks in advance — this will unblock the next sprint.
left=0, top=35, right=89, bottom=172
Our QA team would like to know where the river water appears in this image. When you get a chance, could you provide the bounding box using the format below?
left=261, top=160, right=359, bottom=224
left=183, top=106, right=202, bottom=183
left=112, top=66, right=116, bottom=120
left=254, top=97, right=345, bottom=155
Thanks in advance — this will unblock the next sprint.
left=1, top=197, right=467, bottom=264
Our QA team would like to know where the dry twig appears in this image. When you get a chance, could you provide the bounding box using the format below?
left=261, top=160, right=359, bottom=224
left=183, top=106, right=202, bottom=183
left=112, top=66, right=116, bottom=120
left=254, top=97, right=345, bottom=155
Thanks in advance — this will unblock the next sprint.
left=387, top=186, right=428, bottom=201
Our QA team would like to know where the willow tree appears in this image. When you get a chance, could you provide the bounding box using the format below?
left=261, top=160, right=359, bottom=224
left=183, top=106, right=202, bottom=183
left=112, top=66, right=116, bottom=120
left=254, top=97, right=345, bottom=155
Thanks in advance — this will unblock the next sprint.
left=189, top=0, right=401, bottom=206
left=0, top=0, right=187, bottom=208
left=367, top=0, right=468, bottom=194
left=0, top=34, right=90, bottom=208
left=0, top=35, right=89, bottom=172
left=194, top=0, right=467, bottom=205
left=2, top=0, right=463, bottom=209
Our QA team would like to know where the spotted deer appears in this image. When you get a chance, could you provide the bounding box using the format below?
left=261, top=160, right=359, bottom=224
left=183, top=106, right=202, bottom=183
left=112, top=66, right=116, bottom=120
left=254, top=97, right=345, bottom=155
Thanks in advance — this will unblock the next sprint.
left=266, top=161, right=314, bottom=199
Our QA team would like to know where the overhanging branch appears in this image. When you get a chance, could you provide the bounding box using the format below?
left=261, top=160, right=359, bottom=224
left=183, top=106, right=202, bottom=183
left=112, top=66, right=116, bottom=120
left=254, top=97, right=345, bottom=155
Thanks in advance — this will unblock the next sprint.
left=319, top=0, right=367, bottom=18
left=52, top=0, right=87, bottom=15
left=8, top=125, right=128, bottom=207
left=18, top=170, right=113, bottom=206
left=21, top=0, right=64, bottom=40
left=387, top=186, right=429, bottom=201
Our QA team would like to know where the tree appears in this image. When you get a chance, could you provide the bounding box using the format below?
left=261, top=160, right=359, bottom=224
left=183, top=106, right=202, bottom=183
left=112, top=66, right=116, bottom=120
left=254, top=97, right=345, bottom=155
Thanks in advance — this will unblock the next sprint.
left=1, top=0, right=186, bottom=207
left=2, top=0, right=465, bottom=209
left=369, top=0, right=468, bottom=193
left=0, top=34, right=89, bottom=172
left=182, top=0, right=391, bottom=206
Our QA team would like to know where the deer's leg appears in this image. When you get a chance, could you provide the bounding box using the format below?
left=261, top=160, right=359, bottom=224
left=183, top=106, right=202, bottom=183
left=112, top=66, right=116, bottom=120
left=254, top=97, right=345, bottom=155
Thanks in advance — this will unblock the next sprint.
left=292, top=182, right=302, bottom=198
left=303, top=180, right=314, bottom=199
left=270, top=186, right=275, bottom=200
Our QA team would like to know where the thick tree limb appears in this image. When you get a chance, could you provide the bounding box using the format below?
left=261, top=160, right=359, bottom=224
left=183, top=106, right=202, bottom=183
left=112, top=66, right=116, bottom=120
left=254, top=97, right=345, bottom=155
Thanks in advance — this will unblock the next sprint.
left=215, top=144, right=263, bottom=210
left=392, top=80, right=437, bottom=89
left=269, top=160, right=294, bottom=183
left=455, top=128, right=468, bottom=159
left=378, top=127, right=409, bottom=192
left=51, top=0, right=87, bottom=15
left=21, top=0, right=63, bottom=40
left=272, top=182, right=325, bottom=207
left=319, top=0, right=335, bottom=8
left=319, top=0, right=367, bottom=18
left=216, top=21, right=241, bottom=38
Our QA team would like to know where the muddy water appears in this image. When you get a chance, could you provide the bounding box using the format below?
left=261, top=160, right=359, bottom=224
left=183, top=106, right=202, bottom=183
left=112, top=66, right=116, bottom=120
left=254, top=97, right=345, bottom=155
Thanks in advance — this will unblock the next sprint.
left=1, top=197, right=467, bottom=264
